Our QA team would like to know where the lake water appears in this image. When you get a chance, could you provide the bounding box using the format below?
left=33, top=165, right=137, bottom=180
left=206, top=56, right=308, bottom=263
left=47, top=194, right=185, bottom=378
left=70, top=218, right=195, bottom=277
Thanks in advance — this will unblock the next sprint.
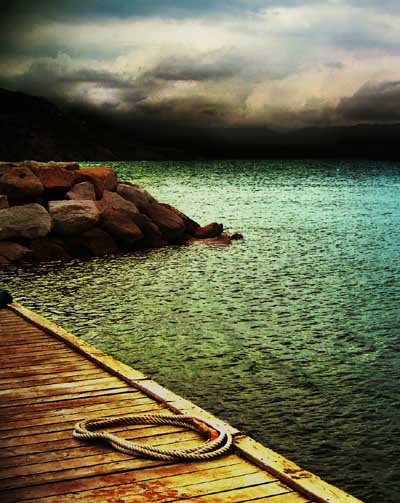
left=2, top=160, right=400, bottom=503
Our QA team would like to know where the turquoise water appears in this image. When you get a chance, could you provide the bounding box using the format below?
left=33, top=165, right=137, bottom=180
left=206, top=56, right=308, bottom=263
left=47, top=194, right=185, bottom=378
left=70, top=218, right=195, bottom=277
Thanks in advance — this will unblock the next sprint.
left=2, top=160, right=400, bottom=502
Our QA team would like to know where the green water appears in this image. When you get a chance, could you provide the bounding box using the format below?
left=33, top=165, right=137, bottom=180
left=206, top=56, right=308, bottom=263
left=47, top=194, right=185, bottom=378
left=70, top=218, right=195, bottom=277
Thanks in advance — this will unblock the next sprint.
left=2, top=160, right=400, bottom=502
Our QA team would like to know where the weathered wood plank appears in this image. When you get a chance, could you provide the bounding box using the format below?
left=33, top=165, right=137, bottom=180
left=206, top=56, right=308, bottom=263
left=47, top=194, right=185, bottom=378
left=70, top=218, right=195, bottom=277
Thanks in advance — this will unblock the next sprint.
left=177, top=487, right=311, bottom=503
left=0, top=393, right=153, bottom=425
left=0, top=431, right=208, bottom=489
left=0, top=376, right=124, bottom=400
left=0, top=361, right=98, bottom=379
left=0, top=400, right=163, bottom=439
left=0, top=382, right=131, bottom=408
left=0, top=389, right=145, bottom=418
left=0, top=368, right=104, bottom=388
left=0, top=422, right=196, bottom=458
left=1, top=458, right=259, bottom=503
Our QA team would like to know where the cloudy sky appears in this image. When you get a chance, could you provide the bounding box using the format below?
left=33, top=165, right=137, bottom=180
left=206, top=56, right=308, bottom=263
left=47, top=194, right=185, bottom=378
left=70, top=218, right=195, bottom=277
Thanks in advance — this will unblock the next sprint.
left=1, top=0, right=399, bottom=129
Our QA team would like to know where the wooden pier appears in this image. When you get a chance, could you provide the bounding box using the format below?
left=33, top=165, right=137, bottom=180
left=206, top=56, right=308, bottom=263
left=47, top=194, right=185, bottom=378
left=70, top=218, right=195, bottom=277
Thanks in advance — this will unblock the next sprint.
left=0, top=303, right=363, bottom=503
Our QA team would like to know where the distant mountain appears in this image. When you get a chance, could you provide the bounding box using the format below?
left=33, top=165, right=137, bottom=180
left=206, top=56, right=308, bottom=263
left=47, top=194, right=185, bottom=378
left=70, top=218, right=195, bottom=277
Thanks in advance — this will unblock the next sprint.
left=1, top=87, right=399, bottom=161
left=0, top=88, right=184, bottom=161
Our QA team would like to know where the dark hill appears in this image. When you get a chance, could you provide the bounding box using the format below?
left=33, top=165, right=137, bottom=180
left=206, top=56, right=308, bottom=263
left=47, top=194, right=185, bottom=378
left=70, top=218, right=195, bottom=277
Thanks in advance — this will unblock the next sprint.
left=1, top=87, right=399, bottom=161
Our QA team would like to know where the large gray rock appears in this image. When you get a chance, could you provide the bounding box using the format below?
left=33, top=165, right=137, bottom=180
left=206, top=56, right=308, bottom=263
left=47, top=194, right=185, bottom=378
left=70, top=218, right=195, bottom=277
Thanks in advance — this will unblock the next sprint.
left=0, top=165, right=44, bottom=201
left=0, top=204, right=52, bottom=240
left=66, top=182, right=97, bottom=201
left=49, top=200, right=100, bottom=235
left=116, top=183, right=156, bottom=212
left=145, top=203, right=186, bottom=242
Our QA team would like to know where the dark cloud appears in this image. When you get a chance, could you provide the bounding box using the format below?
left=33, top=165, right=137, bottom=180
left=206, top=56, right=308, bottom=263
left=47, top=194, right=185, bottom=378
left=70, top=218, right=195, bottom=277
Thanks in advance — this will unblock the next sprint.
left=0, top=1, right=317, bottom=21
left=147, top=51, right=241, bottom=82
left=337, top=81, right=400, bottom=122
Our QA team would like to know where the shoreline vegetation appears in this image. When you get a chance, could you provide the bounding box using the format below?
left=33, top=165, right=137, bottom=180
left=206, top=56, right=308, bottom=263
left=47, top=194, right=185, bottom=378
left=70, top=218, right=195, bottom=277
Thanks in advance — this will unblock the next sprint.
left=0, top=161, right=243, bottom=266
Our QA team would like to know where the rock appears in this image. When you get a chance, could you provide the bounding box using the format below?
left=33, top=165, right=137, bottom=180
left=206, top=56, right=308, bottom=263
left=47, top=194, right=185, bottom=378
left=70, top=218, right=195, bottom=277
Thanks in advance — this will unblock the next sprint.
left=231, top=232, right=244, bottom=240
left=97, top=190, right=139, bottom=219
left=132, top=213, right=164, bottom=248
left=49, top=200, right=100, bottom=235
left=30, top=238, right=71, bottom=262
left=78, top=228, right=118, bottom=256
left=0, top=165, right=44, bottom=201
left=66, top=182, right=96, bottom=201
left=31, top=165, right=77, bottom=193
left=188, top=234, right=232, bottom=246
left=0, top=204, right=52, bottom=240
left=76, top=167, right=118, bottom=198
left=101, top=213, right=143, bottom=243
left=161, top=203, right=199, bottom=235
left=194, top=222, right=224, bottom=239
left=144, top=203, right=186, bottom=242
left=116, top=183, right=157, bottom=211
left=23, top=160, right=80, bottom=172
left=0, top=195, right=8, bottom=209
left=0, top=241, right=32, bottom=262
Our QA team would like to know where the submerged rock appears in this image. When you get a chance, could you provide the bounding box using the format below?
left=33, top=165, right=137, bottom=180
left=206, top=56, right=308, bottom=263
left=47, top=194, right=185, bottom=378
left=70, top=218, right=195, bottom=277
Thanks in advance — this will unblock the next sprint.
left=30, top=238, right=71, bottom=262
left=49, top=200, right=100, bottom=235
left=0, top=241, right=32, bottom=263
left=79, top=228, right=119, bottom=257
left=194, top=222, right=223, bottom=239
left=0, top=203, right=52, bottom=240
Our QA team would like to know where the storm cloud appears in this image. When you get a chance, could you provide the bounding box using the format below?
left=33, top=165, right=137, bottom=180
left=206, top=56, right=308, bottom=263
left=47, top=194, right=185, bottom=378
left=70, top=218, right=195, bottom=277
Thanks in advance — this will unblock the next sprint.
left=1, top=1, right=400, bottom=129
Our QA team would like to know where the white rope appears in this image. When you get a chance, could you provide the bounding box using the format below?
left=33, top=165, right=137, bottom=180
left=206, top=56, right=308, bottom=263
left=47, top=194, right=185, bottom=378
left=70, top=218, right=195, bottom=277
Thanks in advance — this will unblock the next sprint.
left=73, top=413, right=233, bottom=461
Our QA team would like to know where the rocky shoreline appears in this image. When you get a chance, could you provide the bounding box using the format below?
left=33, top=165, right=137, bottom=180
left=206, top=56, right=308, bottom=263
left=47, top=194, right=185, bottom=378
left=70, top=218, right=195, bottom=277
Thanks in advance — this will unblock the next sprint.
left=0, top=161, right=242, bottom=266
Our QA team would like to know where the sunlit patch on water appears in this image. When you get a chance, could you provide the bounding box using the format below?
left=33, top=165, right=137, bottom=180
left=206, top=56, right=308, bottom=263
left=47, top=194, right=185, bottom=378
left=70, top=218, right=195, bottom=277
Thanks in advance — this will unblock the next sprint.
left=2, top=159, right=400, bottom=503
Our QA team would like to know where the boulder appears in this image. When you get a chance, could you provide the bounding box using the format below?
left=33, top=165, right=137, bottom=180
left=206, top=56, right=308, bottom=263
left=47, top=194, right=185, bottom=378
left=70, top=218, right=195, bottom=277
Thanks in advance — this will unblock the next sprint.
left=23, top=161, right=80, bottom=172
left=132, top=213, right=164, bottom=248
left=97, top=190, right=139, bottom=219
left=78, top=228, right=119, bottom=256
left=231, top=232, right=244, bottom=240
left=30, top=238, right=71, bottom=262
left=66, top=182, right=96, bottom=201
left=0, top=204, right=52, bottom=240
left=32, top=165, right=77, bottom=193
left=0, top=165, right=44, bottom=201
left=0, top=241, right=32, bottom=262
left=0, top=195, right=8, bottom=209
left=49, top=200, right=100, bottom=235
left=116, top=183, right=157, bottom=211
left=144, top=203, right=186, bottom=242
left=76, top=167, right=118, bottom=198
left=161, top=203, right=199, bottom=235
left=101, top=213, right=143, bottom=243
left=194, top=222, right=224, bottom=239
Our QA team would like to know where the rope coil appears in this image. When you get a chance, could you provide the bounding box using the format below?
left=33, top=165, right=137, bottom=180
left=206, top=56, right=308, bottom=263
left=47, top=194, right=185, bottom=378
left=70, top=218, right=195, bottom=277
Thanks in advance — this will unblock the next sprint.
left=73, top=413, right=233, bottom=461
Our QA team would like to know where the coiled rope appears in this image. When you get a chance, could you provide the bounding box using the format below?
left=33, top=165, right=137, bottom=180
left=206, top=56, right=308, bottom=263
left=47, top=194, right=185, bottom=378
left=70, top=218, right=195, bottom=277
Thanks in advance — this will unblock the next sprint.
left=73, top=413, right=233, bottom=461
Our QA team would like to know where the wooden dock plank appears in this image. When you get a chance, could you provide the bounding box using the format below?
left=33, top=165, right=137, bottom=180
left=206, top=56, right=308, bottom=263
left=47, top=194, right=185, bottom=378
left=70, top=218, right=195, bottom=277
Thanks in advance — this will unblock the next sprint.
left=0, top=304, right=364, bottom=503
